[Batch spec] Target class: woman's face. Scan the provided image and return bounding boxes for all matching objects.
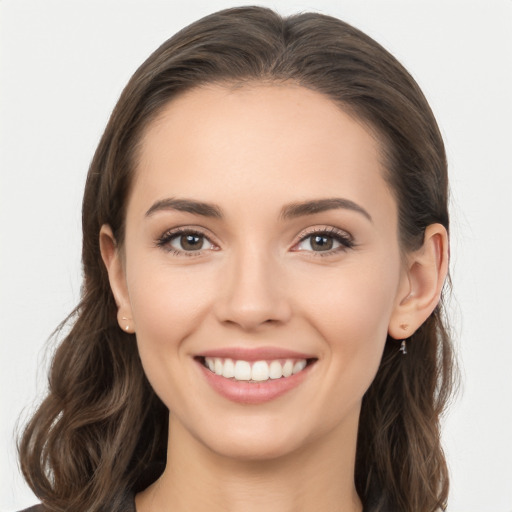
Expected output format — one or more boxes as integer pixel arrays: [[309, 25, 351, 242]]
[[106, 84, 410, 460]]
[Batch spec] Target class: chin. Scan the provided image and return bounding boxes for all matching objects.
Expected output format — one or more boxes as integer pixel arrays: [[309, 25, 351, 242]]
[[210, 435, 305, 462], [187, 415, 312, 462]]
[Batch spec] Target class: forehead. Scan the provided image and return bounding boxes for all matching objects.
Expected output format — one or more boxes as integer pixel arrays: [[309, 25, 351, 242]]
[[141, 82, 383, 164], [131, 83, 395, 221]]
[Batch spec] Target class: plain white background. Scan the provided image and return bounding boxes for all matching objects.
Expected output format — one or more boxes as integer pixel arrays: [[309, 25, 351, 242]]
[[1, 1, 511, 511]]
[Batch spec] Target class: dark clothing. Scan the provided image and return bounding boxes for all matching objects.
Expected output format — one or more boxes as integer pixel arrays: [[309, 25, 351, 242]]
[[19, 492, 386, 512], [19, 466, 387, 512]]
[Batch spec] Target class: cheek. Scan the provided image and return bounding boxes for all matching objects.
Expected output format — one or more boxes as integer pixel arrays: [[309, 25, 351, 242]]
[[124, 260, 216, 391], [123, 261, 223, 422], [298, 260, 399, 391], [128, 260, 212, 336], [302, 259, 398, 335]]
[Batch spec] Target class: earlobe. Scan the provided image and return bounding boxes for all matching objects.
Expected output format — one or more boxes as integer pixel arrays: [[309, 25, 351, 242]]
[[99, 225, 135, 333], [388, 223, 449, 340]]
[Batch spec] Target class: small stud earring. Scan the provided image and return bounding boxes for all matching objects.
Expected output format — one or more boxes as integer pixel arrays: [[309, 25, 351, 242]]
[[121, 316, 130, 331]]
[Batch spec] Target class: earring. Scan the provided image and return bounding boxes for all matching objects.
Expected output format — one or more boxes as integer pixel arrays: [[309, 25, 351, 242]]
[[121, 316, 130, 332], [398, 323, 408, 355]]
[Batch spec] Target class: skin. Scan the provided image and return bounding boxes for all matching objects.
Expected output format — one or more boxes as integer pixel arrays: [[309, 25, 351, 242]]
[[100, 83, 448, 512]]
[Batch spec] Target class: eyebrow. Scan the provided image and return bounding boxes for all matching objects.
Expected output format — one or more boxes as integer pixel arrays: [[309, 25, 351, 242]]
[[280, 198, 373, 222], [145, 196, 372, 222], [145, 198, 223, 218]]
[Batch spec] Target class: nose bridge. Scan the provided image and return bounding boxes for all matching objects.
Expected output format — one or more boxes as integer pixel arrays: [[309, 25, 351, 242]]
[[215, 239, 291, 330]]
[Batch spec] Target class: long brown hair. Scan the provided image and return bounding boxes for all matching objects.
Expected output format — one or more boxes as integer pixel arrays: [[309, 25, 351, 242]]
[[19, 7, 457, 512]]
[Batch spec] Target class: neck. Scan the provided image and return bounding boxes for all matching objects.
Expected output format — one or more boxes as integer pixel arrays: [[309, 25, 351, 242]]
[[136, 413, 363, 512]]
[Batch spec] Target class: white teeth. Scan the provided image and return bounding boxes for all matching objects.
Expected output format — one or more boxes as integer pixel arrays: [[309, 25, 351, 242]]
[[292, 360, 307, 374], [214, 358, 223, 376], [283, 360, 293, 377], [222, 358, 235, 378], [234, 360, 252, 381], [251, 361, 269, 381], [203, 357, 309, 381], [269, 360, 283, 379]]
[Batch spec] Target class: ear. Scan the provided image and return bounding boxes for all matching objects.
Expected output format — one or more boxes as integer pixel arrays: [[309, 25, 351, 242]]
[[99, 224, 135, 333], [388, 223, 449, 340]]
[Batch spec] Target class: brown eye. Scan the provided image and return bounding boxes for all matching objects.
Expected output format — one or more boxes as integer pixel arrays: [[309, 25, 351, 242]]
[[167, 231, 214, 252], [294, 229, 354, 254], [310, 235, 334, 251], [179, 234, 203, 250]]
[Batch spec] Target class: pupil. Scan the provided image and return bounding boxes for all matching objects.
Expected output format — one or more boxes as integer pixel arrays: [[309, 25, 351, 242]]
[[312, 235, 333, 251], [181, 234, 202, 250]]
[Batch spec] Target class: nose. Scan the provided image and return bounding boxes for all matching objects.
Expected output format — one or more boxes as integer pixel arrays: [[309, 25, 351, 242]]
[[214, 244, 292, 331]]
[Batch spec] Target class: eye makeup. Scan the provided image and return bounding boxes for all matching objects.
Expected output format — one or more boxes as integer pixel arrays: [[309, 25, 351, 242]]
[[155, 224, 355, 258], [291, 226, 355, 257], [155, 226, 218, 257]]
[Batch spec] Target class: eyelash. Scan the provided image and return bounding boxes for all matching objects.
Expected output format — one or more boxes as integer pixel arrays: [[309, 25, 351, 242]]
[[294, 227, 355, 257], [156, 227, 217, 257], [156, 226, 355, 257]]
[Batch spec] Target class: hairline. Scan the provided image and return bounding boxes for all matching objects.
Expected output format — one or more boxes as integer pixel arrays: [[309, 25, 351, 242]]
[[119, 78, 400, 245]]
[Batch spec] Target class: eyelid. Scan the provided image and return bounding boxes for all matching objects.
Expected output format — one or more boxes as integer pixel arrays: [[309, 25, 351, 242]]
[[155, 224, 354, 257], [156, 226, 219, 255], [291, 226, 355, 255]]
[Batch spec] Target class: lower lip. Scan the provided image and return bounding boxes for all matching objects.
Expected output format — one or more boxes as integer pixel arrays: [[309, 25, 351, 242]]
[[197, 360, 314, 405]]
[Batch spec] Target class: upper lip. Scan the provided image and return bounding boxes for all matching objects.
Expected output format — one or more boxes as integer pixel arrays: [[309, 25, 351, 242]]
[[197, 346, 316, 361]]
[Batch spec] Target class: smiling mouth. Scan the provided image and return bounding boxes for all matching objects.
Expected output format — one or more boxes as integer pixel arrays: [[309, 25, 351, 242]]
[[196, 356, 317, 382]]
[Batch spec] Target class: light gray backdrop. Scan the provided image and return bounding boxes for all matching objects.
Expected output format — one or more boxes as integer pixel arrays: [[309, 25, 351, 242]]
[[1, 1, 511, 511]]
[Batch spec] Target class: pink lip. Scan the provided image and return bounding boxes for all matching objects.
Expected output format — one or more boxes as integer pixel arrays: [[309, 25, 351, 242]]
[[198, 346, 315, 361], [195, 356, 316, 405]]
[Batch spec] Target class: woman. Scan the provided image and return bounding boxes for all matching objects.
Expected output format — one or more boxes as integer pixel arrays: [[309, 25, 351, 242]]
[[18, 6, 456, 512]]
